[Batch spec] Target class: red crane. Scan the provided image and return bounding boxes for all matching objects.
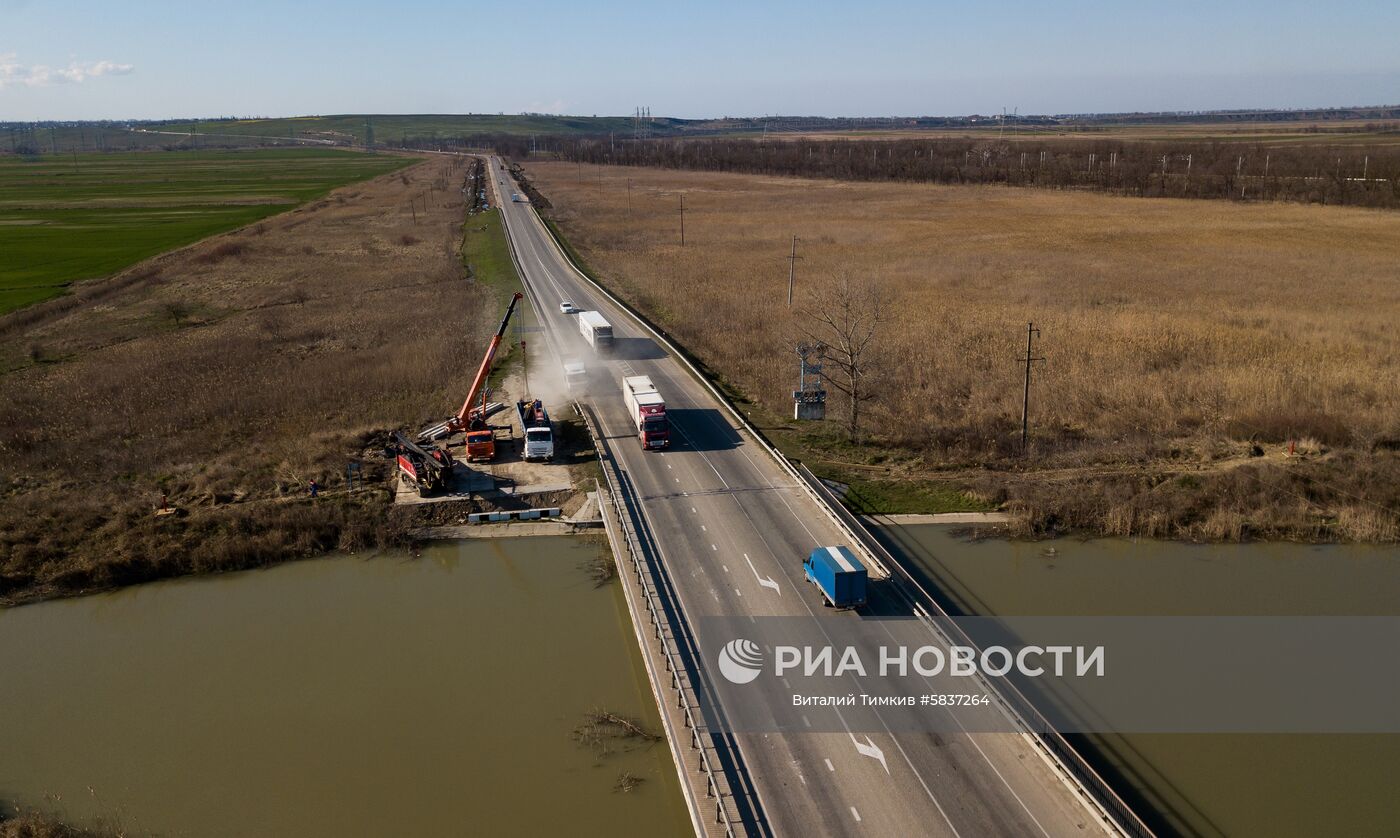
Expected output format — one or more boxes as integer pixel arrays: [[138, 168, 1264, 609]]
[[420, 291, 524, 462]]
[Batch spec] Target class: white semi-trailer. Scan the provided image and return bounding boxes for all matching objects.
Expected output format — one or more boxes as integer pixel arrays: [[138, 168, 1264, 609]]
[[578, 311, 614, 352]]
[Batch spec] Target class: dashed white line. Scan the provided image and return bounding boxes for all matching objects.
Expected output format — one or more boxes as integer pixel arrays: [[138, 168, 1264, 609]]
[[701, 525, 707, 532], [802, 715, 811, 728], [711, 544, 718, 551], [734, 588, 742, 597], [722, 565, 729, 573], [850, 807, 862, 823], [825, 758, 835, 772]]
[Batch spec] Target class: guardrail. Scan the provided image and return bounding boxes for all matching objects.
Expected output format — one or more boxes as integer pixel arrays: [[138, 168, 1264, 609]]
[[506, 159, 1147, 837], [489, 158, 751, 837], [526, 175, 1148, 833], [520, 200, 890, 579], [795, 462, 1155, 838], [582, 405, 744, 838]]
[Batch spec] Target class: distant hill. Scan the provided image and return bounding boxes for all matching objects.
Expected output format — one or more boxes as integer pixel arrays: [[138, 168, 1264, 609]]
[[5, 105, 1398, 155]]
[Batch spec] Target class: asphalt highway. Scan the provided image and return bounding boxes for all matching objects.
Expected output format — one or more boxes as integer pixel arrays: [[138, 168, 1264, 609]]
[[490, 158, 1113, 838]]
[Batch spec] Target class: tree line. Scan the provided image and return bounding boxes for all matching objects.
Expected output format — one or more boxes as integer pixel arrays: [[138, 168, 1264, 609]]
[[547, 136, 1400, 209]]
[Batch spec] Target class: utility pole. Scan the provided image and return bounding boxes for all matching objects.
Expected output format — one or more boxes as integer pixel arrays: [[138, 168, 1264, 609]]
[[786, 235, 802, 306], [1019, 322, 1044, 455], [678, 194, 686, 246], [626, 177, 632, 216]]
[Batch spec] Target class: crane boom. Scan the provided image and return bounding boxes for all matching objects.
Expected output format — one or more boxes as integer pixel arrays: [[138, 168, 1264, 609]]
[[452, 292, 524, 428]]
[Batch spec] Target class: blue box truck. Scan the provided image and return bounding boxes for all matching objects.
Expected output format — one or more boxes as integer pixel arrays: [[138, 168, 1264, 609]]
[[804, 546, 868, 610]]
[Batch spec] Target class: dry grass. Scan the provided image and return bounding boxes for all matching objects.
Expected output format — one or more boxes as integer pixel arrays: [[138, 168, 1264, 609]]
[[0, 155, 497, 604], [0, 810, 105, 838], [524, 161, 1400, 540]]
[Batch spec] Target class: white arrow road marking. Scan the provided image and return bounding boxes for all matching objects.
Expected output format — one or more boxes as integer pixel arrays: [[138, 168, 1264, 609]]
[[850, 733, 890, 774], [743, 553, 781, 595]]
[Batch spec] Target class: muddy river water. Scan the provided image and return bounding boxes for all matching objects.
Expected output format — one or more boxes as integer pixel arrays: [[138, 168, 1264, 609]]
[[0, 537, 690, 836], [878, 523, 1400, 838], [5, 523, 1397, 836]]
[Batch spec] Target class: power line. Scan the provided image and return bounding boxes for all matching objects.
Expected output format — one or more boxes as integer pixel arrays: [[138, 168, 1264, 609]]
[[786, 235, 802, 306], [1019, 321, 1045, 455]]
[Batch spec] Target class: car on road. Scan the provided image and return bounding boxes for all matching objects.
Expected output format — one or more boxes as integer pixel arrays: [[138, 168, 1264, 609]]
[[563, 360, 587, 390], [559, 301, 580, 314]]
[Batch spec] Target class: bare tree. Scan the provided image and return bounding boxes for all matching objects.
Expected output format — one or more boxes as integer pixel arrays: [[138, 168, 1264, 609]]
[[800, 273, 884, 442]]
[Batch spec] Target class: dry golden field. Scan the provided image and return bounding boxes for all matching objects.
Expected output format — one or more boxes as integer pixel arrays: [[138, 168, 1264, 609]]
[[762, 119, 1400, 146], [0, 155, 500, 604], [524, 160, 1400, 540]]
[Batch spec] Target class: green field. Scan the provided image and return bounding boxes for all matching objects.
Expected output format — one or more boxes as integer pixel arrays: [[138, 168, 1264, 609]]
[[0, 148, 413, 313], [196, 114, 650, 144]]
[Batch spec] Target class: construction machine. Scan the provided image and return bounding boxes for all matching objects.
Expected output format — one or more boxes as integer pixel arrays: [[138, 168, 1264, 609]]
[[419, 292, 524, 463], [393, 432, 456, 497]]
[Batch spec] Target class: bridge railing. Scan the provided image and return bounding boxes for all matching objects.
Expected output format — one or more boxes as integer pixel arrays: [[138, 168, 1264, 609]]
[[582, 404, 746, 838], [515, 162, 1148, 837], [794, 462, 1155, 838], [521, 196, 891, 581]]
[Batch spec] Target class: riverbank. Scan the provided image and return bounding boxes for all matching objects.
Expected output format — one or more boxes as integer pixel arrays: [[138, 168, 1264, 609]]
[[0, 538, 691, 836], [877, 522, 1400, 836], [0, 810, 103, 838], [515, 159, 1400, 543], [0, 156, 535, 607]]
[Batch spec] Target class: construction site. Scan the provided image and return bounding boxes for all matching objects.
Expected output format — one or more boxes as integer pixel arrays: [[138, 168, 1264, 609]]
[[388, 290, 603, 532]]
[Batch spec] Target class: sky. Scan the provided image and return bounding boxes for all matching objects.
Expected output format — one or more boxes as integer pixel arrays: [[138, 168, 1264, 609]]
[[2, 0, 1398, 121]]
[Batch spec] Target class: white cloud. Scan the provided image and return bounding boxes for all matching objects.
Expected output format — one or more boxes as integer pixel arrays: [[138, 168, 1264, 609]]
[[0, 52, 134, 89]]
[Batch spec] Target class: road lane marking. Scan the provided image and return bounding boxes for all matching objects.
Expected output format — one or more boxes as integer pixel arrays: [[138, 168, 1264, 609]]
[[743, 553, 782, 596], [825, 758, 835, 772], [850, 733, 890, 775], [802, 715, 810, 728], [734, 588, 742, 597], [722, 565, 729, 573], [700, 525, 707, 531], [870, 618, 1051, 837], [503, 166, 977, 837], [851, 807, 862, 823], [711, 544, 717, 551], [691, 507, 697, 513]]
